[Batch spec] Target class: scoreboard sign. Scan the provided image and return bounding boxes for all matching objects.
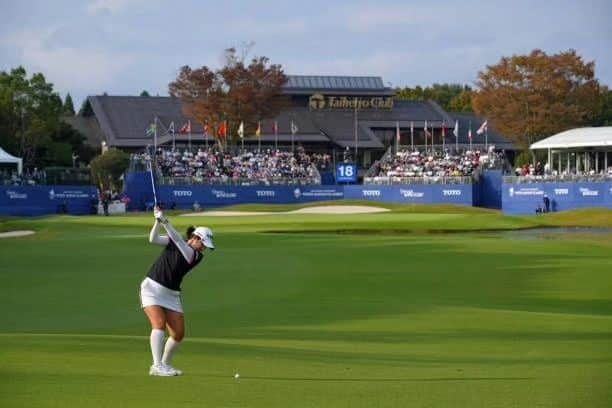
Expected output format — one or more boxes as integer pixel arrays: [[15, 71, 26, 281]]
[[336, 163, 357, 183]]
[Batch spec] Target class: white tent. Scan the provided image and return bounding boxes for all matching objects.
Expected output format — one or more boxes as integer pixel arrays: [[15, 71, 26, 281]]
[[0, 146, 23, 175], [530, 127, 612, 174], [530, 127, 612, 149]]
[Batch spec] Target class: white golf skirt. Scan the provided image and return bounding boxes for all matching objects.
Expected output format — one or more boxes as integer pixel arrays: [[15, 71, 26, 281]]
[[139, 277, 183, 313]]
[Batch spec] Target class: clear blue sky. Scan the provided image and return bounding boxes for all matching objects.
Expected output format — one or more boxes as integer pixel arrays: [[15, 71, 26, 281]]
[[2, 0, 610, 107]]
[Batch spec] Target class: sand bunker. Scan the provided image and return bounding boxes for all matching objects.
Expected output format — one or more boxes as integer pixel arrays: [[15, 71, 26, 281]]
[[0, 230, 35, 239], [183, 205, 390, 217]]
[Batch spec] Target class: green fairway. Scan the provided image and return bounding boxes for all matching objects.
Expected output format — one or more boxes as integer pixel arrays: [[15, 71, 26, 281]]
[[1, 206, 611, 407]]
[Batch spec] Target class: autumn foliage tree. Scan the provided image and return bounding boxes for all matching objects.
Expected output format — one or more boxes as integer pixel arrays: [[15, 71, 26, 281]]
[[472, 49, 601, 148], [168, 47, 288, 141]]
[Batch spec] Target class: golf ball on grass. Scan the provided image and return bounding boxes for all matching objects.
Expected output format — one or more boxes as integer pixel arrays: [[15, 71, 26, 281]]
[[234, 373, 240, 379]]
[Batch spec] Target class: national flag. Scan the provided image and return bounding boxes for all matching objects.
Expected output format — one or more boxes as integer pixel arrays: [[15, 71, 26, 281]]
[[424, 120, 431, 139], [396, 121, 400, 143], [168, 121, 175, 134], [441, 122, 446, 139], [468, 126, 472, 140], [255, 121, 261, 137], [217, 121, 227, 138], [476, 120, 488, 135], [203, 121, 209, 136], [237, 121, 244, 139], [290, 120, 298, 135], [272, 121, 278, 135], [145, 122, 156, 136], [453, 120, 459, 139], [179, 121, 191, 134]]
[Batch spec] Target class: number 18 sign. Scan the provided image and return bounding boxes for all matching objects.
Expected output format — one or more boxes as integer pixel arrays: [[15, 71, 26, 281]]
[[336, 163, 357, 183]]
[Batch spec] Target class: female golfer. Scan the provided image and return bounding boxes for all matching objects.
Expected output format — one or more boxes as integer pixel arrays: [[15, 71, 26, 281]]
[[140, 206, 215, 376]]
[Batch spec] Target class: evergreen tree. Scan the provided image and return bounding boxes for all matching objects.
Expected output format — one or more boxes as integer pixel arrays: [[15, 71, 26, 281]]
[[63, 93, 75, 115]]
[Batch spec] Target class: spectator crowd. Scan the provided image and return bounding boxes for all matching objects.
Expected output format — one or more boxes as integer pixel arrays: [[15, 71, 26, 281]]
[[0, 168, 46, 186], [131, 147, 331, 186], [366, 148, 506, 184]]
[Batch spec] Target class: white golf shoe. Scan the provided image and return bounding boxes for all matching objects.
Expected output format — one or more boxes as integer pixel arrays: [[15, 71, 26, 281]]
[[163, 365, 183, 376], [149, 364, 178, 377]]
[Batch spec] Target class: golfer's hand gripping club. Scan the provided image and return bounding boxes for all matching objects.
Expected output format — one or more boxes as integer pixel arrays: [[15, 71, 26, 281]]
[[154, 206, 168, 224]]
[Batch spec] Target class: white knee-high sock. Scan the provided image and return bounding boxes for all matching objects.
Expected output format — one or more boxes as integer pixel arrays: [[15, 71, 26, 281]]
[[150, 329, 165, 366], [161, 337, 181, 366]]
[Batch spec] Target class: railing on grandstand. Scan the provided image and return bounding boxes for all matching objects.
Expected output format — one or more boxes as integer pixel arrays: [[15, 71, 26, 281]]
[[504, 174, 612, 184], [364, 146, 394, 179], [363, 176, 473, 185], [160, 175, 321, 186]]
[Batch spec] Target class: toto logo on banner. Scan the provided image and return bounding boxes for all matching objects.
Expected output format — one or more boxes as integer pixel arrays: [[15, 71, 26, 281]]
[[256, 190, 276, 197], [554, 188, 569, 195], [442, 189, 462, 196], [293, 188, 301, 199], [212, 189, 237, 199], [400, 189, 424, 198], [173, 190, 193, 197], [579, 187, 599, 197], [362, 190, 381, 197], [6, 190, 27, 199]]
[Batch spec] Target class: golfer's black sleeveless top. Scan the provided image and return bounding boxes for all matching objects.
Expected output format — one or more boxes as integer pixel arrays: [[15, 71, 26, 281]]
[[147, 240, 203, 291]]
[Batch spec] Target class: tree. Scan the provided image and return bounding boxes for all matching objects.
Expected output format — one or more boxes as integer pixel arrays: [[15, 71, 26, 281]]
[[63, 93, 75, 115], [79, 98, 94, 116], [90, 148, 129, 191], [448, 89, 474, 112], [394, 83, 472, 112], [472, 49, 601, 148], [592, 85, 612, 126], [0, 66, 81, 167], [140, 90, 151, 97], [168, 47, 288, 141]]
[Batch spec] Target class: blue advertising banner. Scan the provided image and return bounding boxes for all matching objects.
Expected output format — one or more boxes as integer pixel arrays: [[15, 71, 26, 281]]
[[0, 186, 99, 216], [158, 185, 345, 209], [502, 182, 612, 214], [343, 184, 473, 205]]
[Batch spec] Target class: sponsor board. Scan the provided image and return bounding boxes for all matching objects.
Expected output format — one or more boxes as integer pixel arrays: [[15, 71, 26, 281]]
[[442, 189, 462, 196], [5, 190, 27, 199], [211, 189, 237, 199], [362, 189, 381, 197], [399, 189, 425, 198]]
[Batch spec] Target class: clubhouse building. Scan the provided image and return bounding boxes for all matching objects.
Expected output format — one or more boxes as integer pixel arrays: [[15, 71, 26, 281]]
[[76, 75, 513, 170]]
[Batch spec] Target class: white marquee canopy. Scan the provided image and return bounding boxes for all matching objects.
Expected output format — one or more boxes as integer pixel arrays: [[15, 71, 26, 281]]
[[0, 146, 23, 175], [530, 127, 612, 150]]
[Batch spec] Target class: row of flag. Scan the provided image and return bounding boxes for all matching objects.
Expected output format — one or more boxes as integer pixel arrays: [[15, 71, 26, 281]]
[[394, 120, 488, 141], [149, 118, 488, 140], [146, 119, 299, 139]]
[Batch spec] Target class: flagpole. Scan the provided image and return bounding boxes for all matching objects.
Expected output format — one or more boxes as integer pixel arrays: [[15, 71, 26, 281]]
[[291, 120, 295, 154], [274, 121, 278, 151], [485, 127, 488, 151], [424, 120, 427, 153], [154, 116, 157, 151], [204, 122, 208, 149], [455, 121, 458, 152], [395, 121, 399, 153], [188, 120, 192, 152], [354, 105, 358, 164], [442, 122, 445, 153], [410, 121, 414, 152], [469, 120, 473, 151]]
